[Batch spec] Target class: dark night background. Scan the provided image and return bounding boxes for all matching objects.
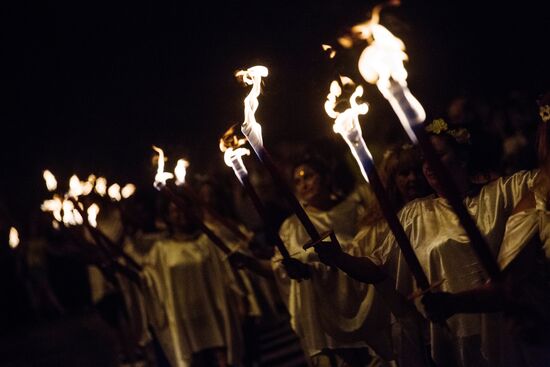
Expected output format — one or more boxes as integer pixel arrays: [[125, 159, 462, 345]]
[[2, 0, 549, 228]]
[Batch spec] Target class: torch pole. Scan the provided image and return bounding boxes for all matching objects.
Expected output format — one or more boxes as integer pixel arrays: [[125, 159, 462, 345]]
[[228, 156, 291, 259], [386, 81, 502, 282]]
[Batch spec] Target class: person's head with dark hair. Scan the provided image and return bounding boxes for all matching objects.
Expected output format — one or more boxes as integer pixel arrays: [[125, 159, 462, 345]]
[[422, 118, 473, 198], [291, 155, 336, 211]]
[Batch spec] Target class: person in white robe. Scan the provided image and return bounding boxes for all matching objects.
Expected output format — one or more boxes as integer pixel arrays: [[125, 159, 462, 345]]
[[314, 119, 536, 367], [273, 156, 395, 367]]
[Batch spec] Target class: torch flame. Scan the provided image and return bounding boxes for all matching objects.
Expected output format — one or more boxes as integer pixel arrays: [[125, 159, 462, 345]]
[[352, 4, 425, 141], [9, 227, 19, 249], [61, 199, 83, 226], [326, 80, 369, 136], [220, 125, 247, 152], [43, 170, 57, 191], [121, 183, 136, 199], [68, 174, 83, 198], [152, 146, 174, 189], [321, 44, 336, 59], [87, 203, 100, 228], [174, 159, 189, 186], [236, 65, 268, 147], [108, 183, 121, 201], [41, 195, 63, 222], [95, 177, 107, 196], [325, 79, 371, 182]]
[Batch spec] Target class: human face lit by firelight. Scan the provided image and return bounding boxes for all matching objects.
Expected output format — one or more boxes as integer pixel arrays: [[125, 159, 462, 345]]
[[293, 164, 326, 208]]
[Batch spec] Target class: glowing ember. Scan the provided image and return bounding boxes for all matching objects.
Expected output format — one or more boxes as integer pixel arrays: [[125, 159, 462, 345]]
[[9, 227, 19, 249], [108, 183, 122, 201], [235, 65, 268, 148], [43, 170, 58, 192], [95, 177, 107, 196], [152, 146, 174, 189], [174, 159, 189, 186], [121, 183, 136, 199], [87, 203, 100, 228]]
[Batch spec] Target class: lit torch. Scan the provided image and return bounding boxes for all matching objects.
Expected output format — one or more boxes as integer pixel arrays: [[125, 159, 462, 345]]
[[43, 170, 58, 192], [151, 146, 234, 255], [353, 7, 501, 281], [87, 203, 100, 228], [220, 126, 291, 259], [324, 77, 430, 290], [121, 183, 136, 199], [9, 227, 20, 249], [237, 65, 330, 247], [95, 177, 108, 196], [107, 183, 122, 202], [172, 152, 250, 243]]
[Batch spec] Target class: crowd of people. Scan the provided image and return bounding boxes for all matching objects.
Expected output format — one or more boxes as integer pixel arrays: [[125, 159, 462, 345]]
[[0, 89, 548, 367]]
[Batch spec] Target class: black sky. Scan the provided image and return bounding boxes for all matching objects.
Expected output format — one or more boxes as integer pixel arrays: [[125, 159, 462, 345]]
[[2, 0, 549, 224]]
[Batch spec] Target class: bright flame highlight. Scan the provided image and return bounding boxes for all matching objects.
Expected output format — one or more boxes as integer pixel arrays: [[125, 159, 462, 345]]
[[353, 10, 425, 142], [174, 159, 189, 186], [95, 177, 107, 196], [61, 200, 83, 226], [108, 183, 121, 201], [68, 174, 83, 198], [236, 65, 268, 149], [41, 195, 63, 222], [152, 146, 174, 189], [121, 184, 136, 199], [43, 170, 57, 192], [325, 79, 372, 182], [87, 203, 100, 228], [9, 227, 19, 249]]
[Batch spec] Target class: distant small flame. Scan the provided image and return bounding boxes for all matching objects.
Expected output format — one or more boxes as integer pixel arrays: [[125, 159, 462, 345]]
[[9, 227, 19, 249], [95, 177, 107, 196], [174, 159, 189, 186], [43, 170, 57, 191], [41, 195, 63, 222], [87, 203, 100, 228], [68, 174, 83, 198], [52, 220, 60, 230], [152, 146, 174, 189], [61, 200, 83, 226], [321, 44, 336, 59], [108, 183, 121, 201], [236, 65, 268, 147], [121, 184, 136, 199]]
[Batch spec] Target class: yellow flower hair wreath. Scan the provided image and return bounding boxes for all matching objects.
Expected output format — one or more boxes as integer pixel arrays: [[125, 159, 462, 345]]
[[425, 118, 471, 144]]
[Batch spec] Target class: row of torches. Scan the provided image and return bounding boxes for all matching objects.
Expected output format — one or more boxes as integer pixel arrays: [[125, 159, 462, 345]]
[[12, 4, 501, 293]]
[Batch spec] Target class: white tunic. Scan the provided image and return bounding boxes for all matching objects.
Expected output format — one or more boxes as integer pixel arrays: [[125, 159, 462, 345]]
[[363, 170, 534, 367], [272, 192, 393, 360], [140, 233, 243, 367]]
